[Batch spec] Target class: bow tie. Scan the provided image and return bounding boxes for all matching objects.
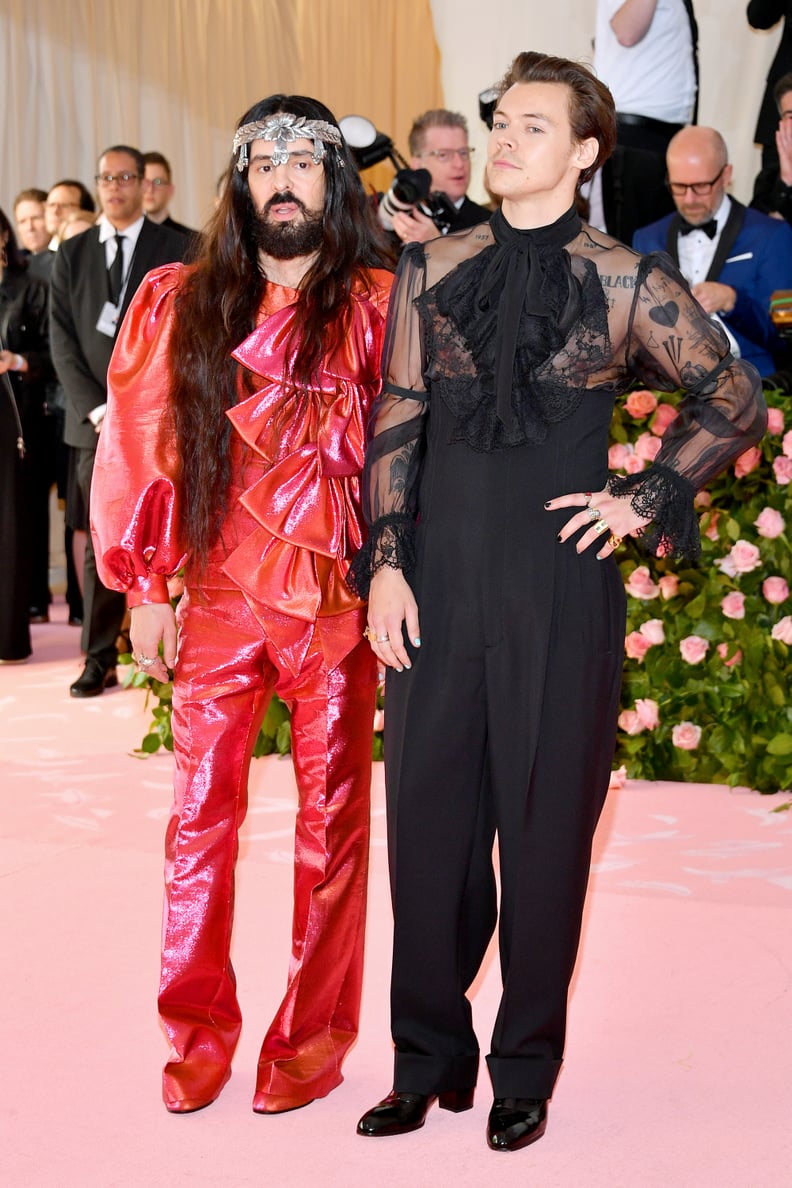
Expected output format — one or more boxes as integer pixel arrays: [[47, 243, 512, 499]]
[[679, 217, 718, 239]]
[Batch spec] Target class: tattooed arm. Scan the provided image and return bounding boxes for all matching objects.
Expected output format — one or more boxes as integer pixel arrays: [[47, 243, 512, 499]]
[[610, 253, 766, 557]]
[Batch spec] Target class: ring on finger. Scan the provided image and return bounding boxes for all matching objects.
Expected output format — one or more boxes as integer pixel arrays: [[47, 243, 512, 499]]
[[593, 518, 610, 536], [608, 534, 623, 549], [376, 635, 389, 642], [585, 506, 601, 521], [136, 654, 156, 668]]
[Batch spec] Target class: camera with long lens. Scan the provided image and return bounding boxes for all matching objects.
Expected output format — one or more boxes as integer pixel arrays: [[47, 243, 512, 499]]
[[378, 168, 456, 234], [339, 114, 458, 235]]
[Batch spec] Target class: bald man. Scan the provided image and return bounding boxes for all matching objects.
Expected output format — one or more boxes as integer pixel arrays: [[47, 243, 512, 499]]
[[633, 125, 792, 376]]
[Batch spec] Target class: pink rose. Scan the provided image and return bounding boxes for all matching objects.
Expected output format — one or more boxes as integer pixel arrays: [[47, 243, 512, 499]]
[[771, 615, 792, 644], [624, 389, 658, 418], [625, 566, 660, 600], [773, 455, 792, 485], [624, 452, 647, 474], [716, 642, 742, 667], [734, 446, 762, 478], [624, 631, 653, 661], [783, 430, 792, 459], [373, 709, 385, 733], [694, 490, 712, 509], [634, 431, 662, 462], [608, 765, 628, 791], [608, 442, 634, 470], [672, 721, 702, 750], [679, 635, 710, 664], [767, 407, 785, 435], [618, 709, 644, 735], [650, 403, 678, 436], [639, 618, 665, 645], [720, 591, 746, 620], [635, 697, 660, 730], [716, 540, 762, 577], [763, 576, 789, 605], [702, 510, 721, 542], [754, 507, 785, 538], [658, 574, 680, 599]]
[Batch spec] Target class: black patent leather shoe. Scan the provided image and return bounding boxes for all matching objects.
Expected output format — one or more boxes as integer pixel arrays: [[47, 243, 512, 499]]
[[487, 1097, 548, 1152], [70, 658, 119, 698], [357, 1087, 474, 1137]]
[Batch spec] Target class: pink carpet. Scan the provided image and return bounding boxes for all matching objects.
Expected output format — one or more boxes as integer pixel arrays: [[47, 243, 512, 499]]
[[2, 600, 791, 1187]]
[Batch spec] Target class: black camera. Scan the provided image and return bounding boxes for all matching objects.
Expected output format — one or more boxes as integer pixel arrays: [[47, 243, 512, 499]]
[[378, 168, 456, 235]]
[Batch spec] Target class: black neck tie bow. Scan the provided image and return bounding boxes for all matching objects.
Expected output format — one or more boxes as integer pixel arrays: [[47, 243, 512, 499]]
[[678, 217, 717, 239]]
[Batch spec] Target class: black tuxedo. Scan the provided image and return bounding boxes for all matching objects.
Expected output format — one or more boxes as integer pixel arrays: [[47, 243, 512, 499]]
[[50, 218, 186, 669], [50, 218, 186, 450], [447, 196, 491, 233]]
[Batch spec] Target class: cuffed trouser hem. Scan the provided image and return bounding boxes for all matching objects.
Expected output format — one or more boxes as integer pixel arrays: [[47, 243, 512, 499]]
[[486, 1054, 562, 1099], [394, 1051, 480, 1095]]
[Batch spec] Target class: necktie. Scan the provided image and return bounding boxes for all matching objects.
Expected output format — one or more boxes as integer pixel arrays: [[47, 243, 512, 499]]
[[107, 234, 125, 303], [679, 218, 717, 239]]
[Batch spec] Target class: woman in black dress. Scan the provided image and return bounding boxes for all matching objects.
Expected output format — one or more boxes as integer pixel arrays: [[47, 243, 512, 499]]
[[351, 53, 766, 1152], [0, 208, 52, 661]]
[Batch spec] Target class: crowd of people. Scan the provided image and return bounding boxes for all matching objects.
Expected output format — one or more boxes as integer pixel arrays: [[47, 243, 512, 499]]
[[0, 0, 786, 1159]]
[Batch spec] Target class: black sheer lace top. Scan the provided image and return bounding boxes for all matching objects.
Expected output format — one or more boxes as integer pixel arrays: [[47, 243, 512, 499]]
[[348, 210, 766, 595]]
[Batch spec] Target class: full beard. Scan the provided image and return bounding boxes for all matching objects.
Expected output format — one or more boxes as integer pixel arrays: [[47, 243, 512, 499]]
[[253, 191, 325, 259]]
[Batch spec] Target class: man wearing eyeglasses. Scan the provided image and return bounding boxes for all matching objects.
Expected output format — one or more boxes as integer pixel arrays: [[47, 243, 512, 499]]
[[390, 109, 490, 245], [633, 124, 792, 376], [50, 144, 186, 697], [142, 151, 197, 241]]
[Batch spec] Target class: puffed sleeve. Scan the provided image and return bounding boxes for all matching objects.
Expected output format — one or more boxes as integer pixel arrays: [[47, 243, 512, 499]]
[[611, 253, 767, 557], [90, 263, 187, 605], [347, 244, 429, 596]]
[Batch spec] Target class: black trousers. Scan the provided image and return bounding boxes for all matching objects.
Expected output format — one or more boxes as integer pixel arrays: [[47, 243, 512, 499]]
[[76, 446, 127, 666], [383, 551, 625, 1100], [602, 117, 681, 246]]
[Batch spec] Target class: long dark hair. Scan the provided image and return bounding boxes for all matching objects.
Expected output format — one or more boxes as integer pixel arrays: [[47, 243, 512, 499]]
[[167, 94, 393, 569], [0, 207, 28, 273]]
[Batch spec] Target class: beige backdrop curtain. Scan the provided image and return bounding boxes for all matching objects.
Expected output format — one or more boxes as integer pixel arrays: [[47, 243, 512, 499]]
[[1, 0, 443, 229]]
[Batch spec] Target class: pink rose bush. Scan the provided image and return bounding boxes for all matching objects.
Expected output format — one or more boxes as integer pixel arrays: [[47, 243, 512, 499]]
[[608, 387, 792, 793]]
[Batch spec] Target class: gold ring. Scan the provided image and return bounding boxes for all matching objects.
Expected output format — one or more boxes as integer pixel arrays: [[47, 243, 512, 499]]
[[608, 534, 623, 549], [363, 626, 376, 642], [593, 518, 610, 535]]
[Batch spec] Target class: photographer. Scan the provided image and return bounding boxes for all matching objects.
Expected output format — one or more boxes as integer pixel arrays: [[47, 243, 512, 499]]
[[388, 109, 490, 245]]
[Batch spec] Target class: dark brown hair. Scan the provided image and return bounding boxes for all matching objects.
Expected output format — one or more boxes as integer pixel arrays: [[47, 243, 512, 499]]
[[166, 93, 393, 569], [499, 51, 617, 185]]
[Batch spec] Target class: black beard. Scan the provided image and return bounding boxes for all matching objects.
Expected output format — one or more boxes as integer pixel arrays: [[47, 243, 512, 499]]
[[253, 192, 325, 259]]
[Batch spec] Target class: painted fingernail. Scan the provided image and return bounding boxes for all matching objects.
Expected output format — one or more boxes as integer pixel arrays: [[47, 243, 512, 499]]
[[413, 637, 421, 646], [544, 501, 551, 508]]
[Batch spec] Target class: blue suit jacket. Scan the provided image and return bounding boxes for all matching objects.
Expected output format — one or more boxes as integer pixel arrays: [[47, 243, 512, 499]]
[[633, 200, 792, 375]]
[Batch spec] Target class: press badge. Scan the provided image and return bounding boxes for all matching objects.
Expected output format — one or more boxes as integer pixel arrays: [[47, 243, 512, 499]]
[[96, 301, 120, 337]]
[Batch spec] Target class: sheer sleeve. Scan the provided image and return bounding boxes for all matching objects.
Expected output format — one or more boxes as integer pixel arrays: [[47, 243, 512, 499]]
[[609, 254, 767, 557], [347, 244, 429, 596], [91, 264, 187, 606]]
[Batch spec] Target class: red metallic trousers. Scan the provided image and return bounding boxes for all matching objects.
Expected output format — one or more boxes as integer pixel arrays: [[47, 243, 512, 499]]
[[158, 587, 376, 1112]]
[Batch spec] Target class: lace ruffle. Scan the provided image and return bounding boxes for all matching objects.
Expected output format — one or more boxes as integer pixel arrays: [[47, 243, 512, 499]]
[[346, 512, 416, 599], [608, 462, 699, 559], [421, 254, 609, 451]]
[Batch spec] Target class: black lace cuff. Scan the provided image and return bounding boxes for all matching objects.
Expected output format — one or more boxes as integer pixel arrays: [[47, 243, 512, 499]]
[[608, 462, 699, 559], [347, 513, 417, 599]]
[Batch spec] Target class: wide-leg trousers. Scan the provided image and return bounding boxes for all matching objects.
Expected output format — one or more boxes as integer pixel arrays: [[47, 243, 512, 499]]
[[384, 550, 626, 1101], [158, 587, 376, 1111]]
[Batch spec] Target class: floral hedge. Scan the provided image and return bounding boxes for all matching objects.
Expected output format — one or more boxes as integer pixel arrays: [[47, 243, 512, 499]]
[[125, 387, 792, 795]]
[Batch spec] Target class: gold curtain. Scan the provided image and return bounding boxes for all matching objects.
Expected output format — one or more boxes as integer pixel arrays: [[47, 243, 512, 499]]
[[1, 0, 443, 228]]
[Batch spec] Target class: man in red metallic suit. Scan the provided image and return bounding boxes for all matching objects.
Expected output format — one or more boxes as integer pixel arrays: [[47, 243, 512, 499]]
[[91, 95, 393, 1115]]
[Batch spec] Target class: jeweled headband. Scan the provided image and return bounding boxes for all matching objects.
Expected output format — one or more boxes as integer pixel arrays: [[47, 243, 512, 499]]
[[233, 113, 343, 172]]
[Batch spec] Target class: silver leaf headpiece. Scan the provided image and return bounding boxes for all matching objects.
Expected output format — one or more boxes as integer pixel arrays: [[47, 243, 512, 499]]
[[233, 113, 343, 172]]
